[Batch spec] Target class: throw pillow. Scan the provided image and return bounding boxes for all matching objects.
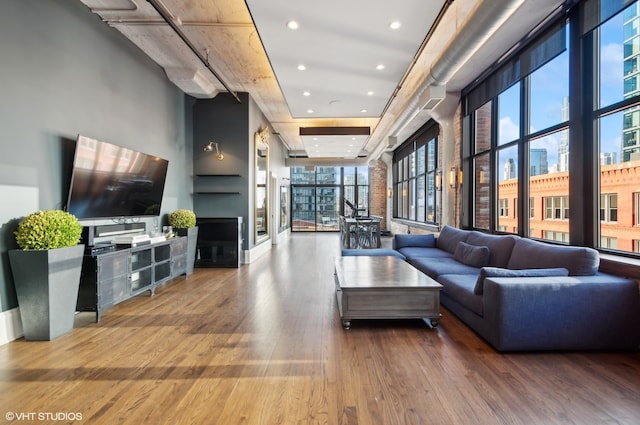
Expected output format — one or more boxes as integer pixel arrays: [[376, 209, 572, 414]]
[[453, 241, 490, 268], [474, 267, 570, 295]]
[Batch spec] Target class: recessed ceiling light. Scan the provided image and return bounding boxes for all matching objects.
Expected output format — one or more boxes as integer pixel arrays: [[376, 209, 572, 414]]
[[287, 21, 299, 30], [367, 91, 374, 96], [303, 91, 311, 96], [376, 64, 385, 70], [361, 109, 368, 113], [389, 21, 401, 30], [307, 109, 314, 114], [297, 64, 306, 71]]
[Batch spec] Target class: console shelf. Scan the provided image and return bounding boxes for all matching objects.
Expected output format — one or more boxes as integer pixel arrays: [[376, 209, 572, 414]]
[[77, 236, 188, 322]]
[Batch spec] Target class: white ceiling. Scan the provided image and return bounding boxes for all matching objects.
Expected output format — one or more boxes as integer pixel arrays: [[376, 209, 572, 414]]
[[78, 0, 568, 161], [245, 0, 447, 120]]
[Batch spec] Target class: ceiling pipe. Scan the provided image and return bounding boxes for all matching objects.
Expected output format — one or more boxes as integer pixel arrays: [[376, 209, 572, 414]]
[[146, 0, 241, 103], [377, 0, 526, 157]]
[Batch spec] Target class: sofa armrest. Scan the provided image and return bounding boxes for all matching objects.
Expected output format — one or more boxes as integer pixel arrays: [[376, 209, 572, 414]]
[[482, 276, 640, 351]]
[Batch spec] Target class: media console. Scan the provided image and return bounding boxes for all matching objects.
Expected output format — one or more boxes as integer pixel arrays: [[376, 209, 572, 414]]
[[76, 236, 188, 322]]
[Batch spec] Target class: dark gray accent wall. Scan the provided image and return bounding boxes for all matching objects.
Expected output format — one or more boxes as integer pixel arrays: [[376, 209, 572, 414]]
[[193, 93, 289, 250], [193, 93, 251, 245], [0, 0, 193, 311]]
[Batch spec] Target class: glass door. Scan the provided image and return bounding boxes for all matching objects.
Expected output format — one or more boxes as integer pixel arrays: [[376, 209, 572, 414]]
[[316, 187, 340, 231], [292, 187, 315, 231]]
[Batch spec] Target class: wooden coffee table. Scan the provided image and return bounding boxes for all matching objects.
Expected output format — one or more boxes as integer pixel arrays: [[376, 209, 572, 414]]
[[334, 256, 442, 329]]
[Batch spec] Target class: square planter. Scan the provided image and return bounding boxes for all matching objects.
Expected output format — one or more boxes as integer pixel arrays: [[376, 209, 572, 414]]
[[175, 227, 198, 275], [9, 244, 85, 341]]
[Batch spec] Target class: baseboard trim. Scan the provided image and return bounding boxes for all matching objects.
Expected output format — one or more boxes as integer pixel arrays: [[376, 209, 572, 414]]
[[0, 308, 23, 345], [244, 239, 272, 263], [273, 228, 291, 245]]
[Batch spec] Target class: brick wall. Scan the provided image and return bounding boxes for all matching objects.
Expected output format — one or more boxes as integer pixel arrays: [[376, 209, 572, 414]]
[[452, 104, 463, 227], [369, 159, 388, 230]]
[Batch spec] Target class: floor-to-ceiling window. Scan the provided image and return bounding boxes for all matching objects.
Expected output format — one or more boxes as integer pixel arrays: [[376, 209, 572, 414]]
[[392, 120, 440, 225], [290, 166, 368, 232], [463, 0, 640, 256]]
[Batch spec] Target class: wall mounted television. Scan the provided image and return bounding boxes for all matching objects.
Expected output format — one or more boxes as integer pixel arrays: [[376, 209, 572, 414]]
[[66, 135, 169, 219]]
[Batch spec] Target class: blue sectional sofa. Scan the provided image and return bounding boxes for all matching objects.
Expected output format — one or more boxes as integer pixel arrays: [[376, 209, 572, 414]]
[[391, 226, 640, 351]]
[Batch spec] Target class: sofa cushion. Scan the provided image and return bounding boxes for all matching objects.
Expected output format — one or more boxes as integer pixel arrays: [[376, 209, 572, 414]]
[[465, 231, 519, 268], [474, 266, 569, 295], [453, 241, 490, 268], [396, 247, 453, 261], [436, 225, 470, 253], [341, 248, 406, 260], [392, 233, 435, 249], [507, 238, 599, 276], [409, 257, 480, 279], [438, 274, 483, 316]]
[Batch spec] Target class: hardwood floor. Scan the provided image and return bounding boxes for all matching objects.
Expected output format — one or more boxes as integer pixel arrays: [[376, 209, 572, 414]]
[[1, 233, 639, 424]]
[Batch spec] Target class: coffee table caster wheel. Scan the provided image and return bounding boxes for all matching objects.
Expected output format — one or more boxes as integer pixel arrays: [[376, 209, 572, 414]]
[[342, 320, 351, 330], [423, 317, 439, 328]]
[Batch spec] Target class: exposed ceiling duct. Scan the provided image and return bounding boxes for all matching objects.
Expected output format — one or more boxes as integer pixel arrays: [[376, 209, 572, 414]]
[[146, 0, 240, 102], [164, 68, 219, 98], [381, 0, 526, 153]]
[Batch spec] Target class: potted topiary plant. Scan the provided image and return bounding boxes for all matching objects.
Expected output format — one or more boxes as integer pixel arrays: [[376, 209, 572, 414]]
[[168, 209, 198, 275], [8, 210, 84, 341]]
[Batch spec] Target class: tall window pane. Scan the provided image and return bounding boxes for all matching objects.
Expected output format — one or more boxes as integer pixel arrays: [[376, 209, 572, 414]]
[[529, 130, 569, 240], [600, 6, 633, 108], [597, 2, 640, 253], [529, 41, 569, 133], [498, 83, 521, 146], [600, 110, 633, 251], [417, 175, 426, 222], [497, 145, 518, 233], [292, 187, 315, 231]]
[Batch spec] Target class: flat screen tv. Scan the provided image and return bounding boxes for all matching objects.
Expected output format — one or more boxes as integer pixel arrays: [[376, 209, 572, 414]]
[[66, 135, 169, 219]]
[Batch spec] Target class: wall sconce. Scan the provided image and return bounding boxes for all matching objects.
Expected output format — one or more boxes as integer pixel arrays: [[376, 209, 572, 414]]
[[204, 141, 224, 160], [435, 170, 443, 191], [449, 166, 458, 189], [387, 187, 393, 198]]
